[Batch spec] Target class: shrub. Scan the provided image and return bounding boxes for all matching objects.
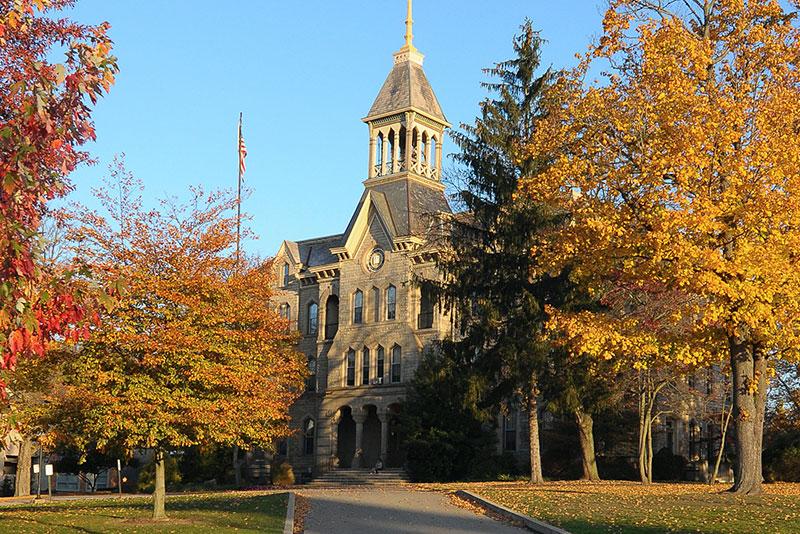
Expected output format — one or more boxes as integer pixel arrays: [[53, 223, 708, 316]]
[[597, 456, 638, 481], [466, 452, 519, 481], [399, 344, 498, 483], [405, 429, 459, 482], [764, 428, 800, 482], [272, 462, 294, 486], [652, 448, 687, 481], [178, 444, 234, 485], [137, 453, 182, 493]]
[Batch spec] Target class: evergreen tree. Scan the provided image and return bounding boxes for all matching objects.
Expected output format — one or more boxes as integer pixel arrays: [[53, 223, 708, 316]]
[[432, 21, 555, 484], [400, 344, 496, 482]]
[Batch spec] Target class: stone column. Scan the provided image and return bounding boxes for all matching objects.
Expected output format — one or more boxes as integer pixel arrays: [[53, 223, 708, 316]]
[[368, 133, 376, 178], [381, 131, 389, 176], [435, 136, 443, 172], [424, 133, 432, 176], [405, 113, 415, 172], [353, 411, 366, 468], [329, 410, 341, 469], [379, 413, 389, 463], [392, 130, 400, 173]]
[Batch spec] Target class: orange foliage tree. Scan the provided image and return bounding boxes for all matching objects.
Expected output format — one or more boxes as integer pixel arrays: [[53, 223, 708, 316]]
[[521, 0, 800, 495], [0, 0, 116, 387], [41, 162, 306, 518]]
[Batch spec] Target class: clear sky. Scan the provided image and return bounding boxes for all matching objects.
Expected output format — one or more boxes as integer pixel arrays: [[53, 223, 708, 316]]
[[64, 0, 606, 256]]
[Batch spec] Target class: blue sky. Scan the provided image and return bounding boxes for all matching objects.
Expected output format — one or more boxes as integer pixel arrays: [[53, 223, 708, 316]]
[[64, 1, 606, 256]]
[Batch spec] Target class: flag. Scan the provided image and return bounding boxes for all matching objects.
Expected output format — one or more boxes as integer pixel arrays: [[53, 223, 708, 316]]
[[238, 113, 247, 179]]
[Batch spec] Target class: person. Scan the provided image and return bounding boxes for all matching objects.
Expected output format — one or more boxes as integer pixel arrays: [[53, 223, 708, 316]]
[[371, 458, 384, 474]]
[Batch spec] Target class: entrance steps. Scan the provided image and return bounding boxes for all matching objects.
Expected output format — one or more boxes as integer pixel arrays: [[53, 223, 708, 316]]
[[306, 468, 410, 487]]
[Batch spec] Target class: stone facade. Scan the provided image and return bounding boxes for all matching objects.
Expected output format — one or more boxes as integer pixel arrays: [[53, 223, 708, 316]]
[[271, 15, 455, 477]]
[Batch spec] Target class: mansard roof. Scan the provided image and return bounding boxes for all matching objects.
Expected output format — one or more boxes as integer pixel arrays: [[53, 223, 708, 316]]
[[366, 58, 447, 124]]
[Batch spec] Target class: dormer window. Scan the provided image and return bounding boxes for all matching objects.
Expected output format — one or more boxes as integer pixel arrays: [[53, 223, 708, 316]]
[[282, 262, 290, 286]]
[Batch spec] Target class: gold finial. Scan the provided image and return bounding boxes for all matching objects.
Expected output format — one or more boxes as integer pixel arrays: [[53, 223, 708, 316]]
[[404, 0, 414, 50]]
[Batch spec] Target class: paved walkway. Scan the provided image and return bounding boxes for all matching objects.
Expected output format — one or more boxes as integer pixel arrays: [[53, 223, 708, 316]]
[[301, 487, 523, 534]]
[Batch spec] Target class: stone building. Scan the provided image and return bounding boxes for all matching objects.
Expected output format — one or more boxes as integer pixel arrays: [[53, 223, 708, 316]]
[[271, 2, 457, 477]]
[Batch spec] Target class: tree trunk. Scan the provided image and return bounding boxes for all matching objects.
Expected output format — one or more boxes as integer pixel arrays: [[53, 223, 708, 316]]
[[233, 446, 241, 487], [14, 437, 33, 497], [152, 450, 167, 520], [575, 408, 600, 481], [637, 373, 652, 484], [729, 339, 767, 495], [711, 399, 733, 485], [528, 374, 544, 484]]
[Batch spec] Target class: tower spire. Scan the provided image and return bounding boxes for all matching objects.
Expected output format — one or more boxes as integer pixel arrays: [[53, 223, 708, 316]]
[[404, 0, 414, 50]]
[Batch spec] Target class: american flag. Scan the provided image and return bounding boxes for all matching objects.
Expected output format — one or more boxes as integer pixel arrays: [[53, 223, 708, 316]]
[[238, 113, 247, 179]]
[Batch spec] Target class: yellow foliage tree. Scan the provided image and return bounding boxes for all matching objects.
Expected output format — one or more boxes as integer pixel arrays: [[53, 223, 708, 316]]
[[521, 0, 800, 495]]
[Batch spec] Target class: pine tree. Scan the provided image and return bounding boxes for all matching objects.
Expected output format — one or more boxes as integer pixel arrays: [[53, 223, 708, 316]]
[[433, 21, 555, 484]]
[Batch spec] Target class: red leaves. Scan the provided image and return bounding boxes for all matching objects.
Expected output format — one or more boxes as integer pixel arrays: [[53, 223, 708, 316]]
[[0, 0, 118, 391], [8, 329, 25, 354]]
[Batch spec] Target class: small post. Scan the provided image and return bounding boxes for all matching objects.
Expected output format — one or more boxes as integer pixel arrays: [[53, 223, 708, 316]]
[[45, 464, 53, 499], [36, 447, 43, 499], [117, 459, 123, 495]]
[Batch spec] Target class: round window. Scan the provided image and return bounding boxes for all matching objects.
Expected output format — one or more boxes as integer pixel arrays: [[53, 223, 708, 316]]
[[367, 248, 385, 271]]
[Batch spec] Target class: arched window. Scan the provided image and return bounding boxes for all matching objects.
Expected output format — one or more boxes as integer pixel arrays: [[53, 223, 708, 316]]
[[346, 349, 356, 386], [376, 132, 384, 166], [325, 295, 339, 339], [376, 345, 385, 383], [386, 285, 396, 320], [372, 287, 381, 322], [307, 302, 318, 335], [306, 357, 317, 392], [391, 345, 401, 383], [303, 418, 315, 455], [421, 132, 428, 163], [362, 347, 370, 385], [279, 303, 291, 321], [282, 262, 290, 287], [431, 136, 438, 169], [353, 289, 364, 324]]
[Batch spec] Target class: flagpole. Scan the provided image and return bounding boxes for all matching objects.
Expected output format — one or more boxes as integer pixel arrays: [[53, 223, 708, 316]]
[[236, 112, 242, 267]]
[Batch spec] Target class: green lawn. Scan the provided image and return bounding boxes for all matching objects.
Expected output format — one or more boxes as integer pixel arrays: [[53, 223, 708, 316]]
[[450, 481, 800, 534], [0, 491, 288, 533]]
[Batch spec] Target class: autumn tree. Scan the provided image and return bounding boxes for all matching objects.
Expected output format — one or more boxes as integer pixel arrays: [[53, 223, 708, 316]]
[[0, 0, 116, 388], [39, 161, 306, 519], [521, 0, 800, 495]]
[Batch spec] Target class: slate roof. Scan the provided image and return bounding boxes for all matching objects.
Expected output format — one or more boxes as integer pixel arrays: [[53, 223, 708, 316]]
[[288, 235, 342, 268], [367, 59, 447, 123]]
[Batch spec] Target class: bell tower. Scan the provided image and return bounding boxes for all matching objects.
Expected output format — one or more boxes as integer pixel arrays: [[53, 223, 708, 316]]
[[363, 0, 450, 185]]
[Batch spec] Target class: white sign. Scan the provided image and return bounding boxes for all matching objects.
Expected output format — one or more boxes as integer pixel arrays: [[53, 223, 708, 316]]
[[45, 464, 53, 476], [33, 464, 39, 474]]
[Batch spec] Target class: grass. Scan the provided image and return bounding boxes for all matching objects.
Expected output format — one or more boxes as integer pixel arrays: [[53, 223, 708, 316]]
[[435, 481, 800, 534], [0, 491, 288, 533]]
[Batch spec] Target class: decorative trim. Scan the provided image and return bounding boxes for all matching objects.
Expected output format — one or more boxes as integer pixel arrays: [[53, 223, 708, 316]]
[[363, 172, 446, 192]]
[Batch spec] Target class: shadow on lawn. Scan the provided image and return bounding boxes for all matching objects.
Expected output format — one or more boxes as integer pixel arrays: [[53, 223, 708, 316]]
[[561, 520, 687, 534], [0, 493, 288, 533]]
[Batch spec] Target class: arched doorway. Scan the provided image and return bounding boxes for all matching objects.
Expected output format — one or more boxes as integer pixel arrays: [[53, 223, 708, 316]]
[[336, 406, 355, 468], [362, 405, 381, 468], [386, 403, 404, 468]]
